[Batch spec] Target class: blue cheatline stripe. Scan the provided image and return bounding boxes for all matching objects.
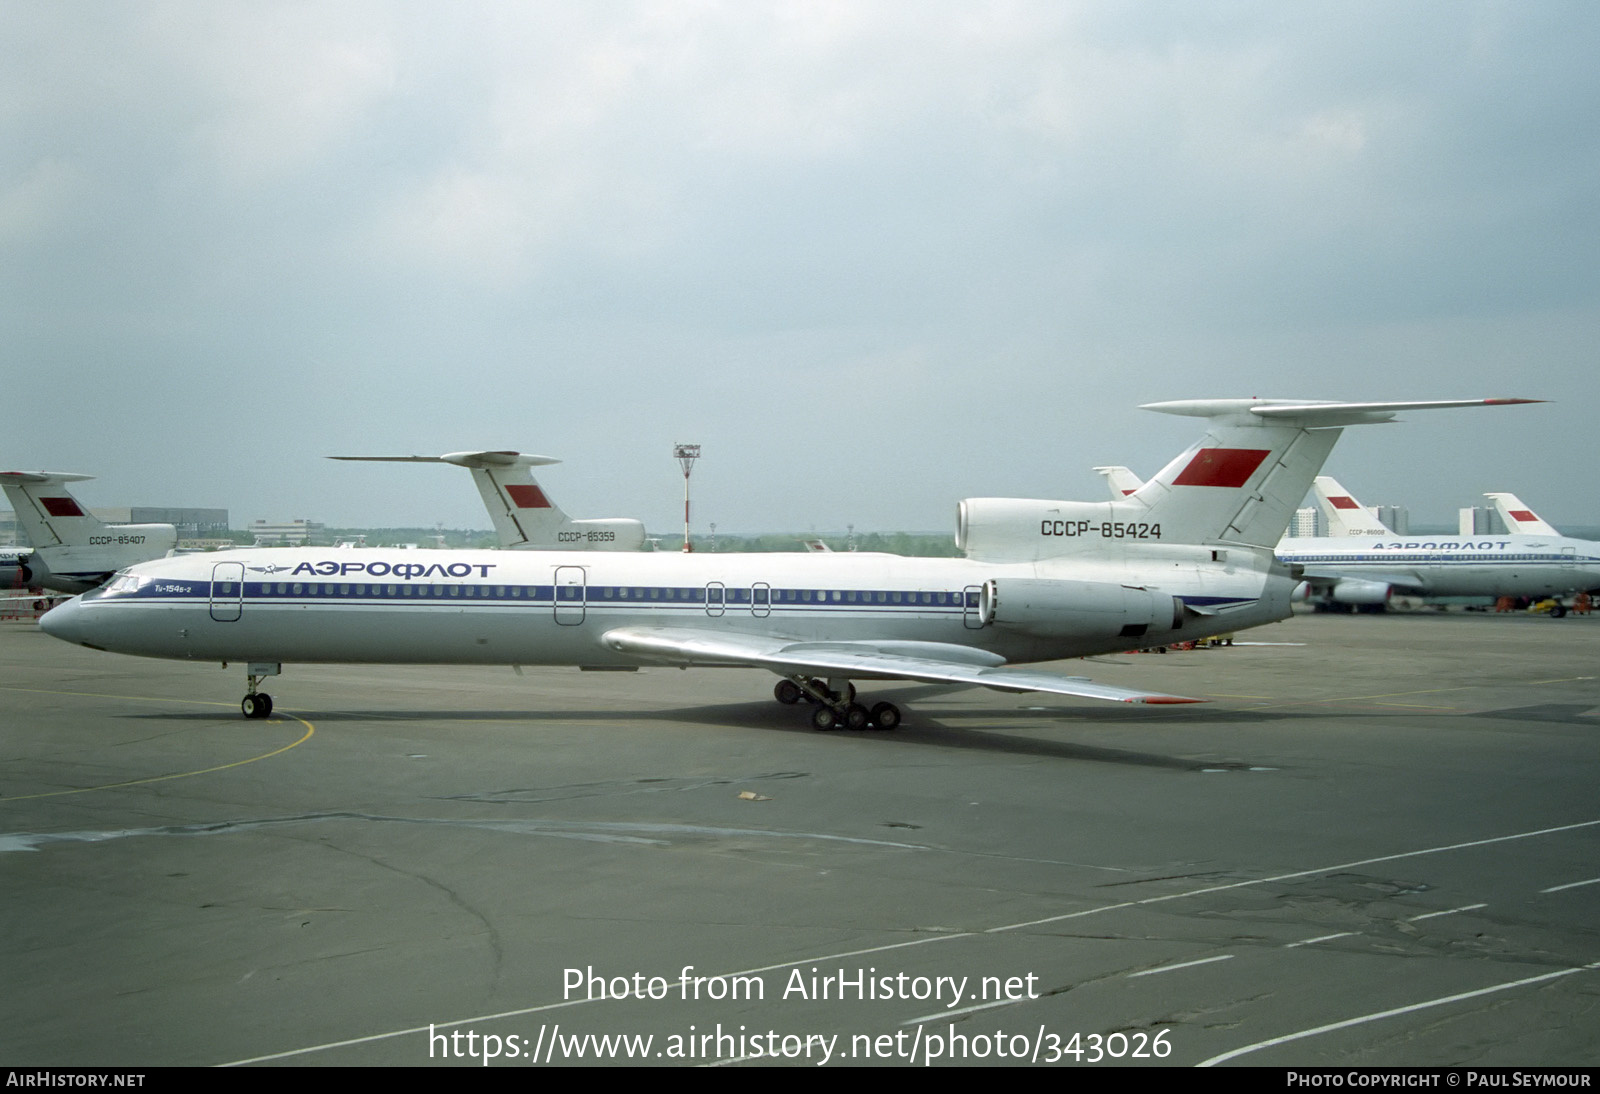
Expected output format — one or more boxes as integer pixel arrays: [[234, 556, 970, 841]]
[[109, 582, 989, 609], [103, 580, 1260, 614]]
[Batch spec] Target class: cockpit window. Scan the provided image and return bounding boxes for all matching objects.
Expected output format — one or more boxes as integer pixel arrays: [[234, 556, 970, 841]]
[[90, 570, 150, 599]]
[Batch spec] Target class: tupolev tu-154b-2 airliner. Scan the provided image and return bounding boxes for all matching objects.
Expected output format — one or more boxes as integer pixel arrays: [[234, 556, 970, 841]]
[[40, 398, 1536, 730]]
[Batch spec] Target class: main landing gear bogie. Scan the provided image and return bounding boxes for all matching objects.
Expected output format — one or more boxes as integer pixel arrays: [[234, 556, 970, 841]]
[[779, 676, 900, 732]]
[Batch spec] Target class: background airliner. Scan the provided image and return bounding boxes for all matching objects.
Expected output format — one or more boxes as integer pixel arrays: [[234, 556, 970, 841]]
[[329, 450, 646, 551], [1, 471, 178, 593], [1280, 480, 1600, 612], [1102, 465, 1600, 611], [41, 398, 1534, 727]]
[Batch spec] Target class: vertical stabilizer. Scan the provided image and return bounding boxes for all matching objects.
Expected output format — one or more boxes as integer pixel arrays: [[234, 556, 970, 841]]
[[1093, 466, 1144, 500], [957, 399, 1538, 562], [1, 471, 101, 548], [1485, 492, 1560, 536], [0, 471, 179, 590], [1312, 476, 1394, 536], [1127, 400, 1535, 548], [329, 451, 648, 551]]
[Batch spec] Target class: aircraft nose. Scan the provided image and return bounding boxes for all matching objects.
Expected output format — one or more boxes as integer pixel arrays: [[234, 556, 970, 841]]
[[38, 596, 88, 644]]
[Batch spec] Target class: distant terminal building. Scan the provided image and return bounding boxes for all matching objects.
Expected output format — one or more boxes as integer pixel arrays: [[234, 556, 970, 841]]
[[2, 506, 229, 545], [250, 519, 325, 546], [1289, 507, 1325, 538], [1457, 507, 1508, 536], [92, 507, 230, 539], [1374, 505, 1409, 535]]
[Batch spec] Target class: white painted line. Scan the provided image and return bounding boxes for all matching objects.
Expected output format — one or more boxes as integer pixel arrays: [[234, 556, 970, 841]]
[[903, 995, 1025, 1025], [1199, 960, 1600, 1067], [1129, 954, 1234, 978], [218, 931, 972, 1066], [991, 817, 1600, 935], [1406, 903, 1487, 922], [221, 815, 1600, 1066], [1542, 877, 1600, 894], [1284, 932, 1356, 948]]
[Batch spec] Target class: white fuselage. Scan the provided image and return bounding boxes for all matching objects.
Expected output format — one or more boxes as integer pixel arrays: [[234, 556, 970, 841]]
[[1277, 534, 1600, 599], [43, 544, 1289, 669]]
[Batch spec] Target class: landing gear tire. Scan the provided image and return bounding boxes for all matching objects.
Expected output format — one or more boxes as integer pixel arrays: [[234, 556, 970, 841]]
[[870, 702, 902, 730], [774, 679, 803, 705], [811, 706, 840, 732], [844, 704, 870, 731], [242, 693, 273, 719]]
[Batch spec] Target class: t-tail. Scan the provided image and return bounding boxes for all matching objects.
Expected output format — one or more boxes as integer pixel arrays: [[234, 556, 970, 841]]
[[1312, 476, 1394, 537], [329, 451, 647, 551], [0, 471, 179, 592], [1093, 465, 1144, 499], [959, 399, 1540, 562]]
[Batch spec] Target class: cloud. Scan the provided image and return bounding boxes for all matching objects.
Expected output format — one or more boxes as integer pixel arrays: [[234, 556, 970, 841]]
[[1, 1, 1596, 530]]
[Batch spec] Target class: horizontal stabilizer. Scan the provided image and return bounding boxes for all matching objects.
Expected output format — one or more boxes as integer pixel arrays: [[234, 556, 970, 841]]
[[1144, 397, 1542, 427], [330, 451, 562, 469], [0, 471, 96, 485]]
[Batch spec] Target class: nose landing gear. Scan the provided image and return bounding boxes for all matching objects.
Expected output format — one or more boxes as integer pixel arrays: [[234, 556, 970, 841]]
[[240, 662, 281, 720]]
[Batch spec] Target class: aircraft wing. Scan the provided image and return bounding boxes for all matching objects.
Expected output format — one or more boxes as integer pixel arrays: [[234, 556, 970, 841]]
[[600, 627, 1203, 704]]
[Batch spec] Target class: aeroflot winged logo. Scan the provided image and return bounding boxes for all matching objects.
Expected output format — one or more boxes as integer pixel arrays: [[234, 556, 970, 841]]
[[1171, 448, 1270, 488]]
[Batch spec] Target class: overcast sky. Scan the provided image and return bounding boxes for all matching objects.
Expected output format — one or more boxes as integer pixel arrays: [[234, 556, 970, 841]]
[[4, 1, 1596, 535]]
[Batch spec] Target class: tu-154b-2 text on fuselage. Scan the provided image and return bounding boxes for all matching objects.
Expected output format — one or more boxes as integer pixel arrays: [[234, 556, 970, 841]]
[[40, 398, 1535, 729]]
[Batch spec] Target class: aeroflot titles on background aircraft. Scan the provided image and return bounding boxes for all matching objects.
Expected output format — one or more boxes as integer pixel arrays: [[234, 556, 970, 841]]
[[1098, 466, 1600, 610], [0, 472, 177, 593], [41, 398, 1534, 729], [329, 451, 646, 551], [1282, 478, 1600, 611]]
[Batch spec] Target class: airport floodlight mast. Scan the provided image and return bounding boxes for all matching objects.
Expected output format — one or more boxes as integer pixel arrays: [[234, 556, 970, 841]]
[[674, 443, 700, 552]]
